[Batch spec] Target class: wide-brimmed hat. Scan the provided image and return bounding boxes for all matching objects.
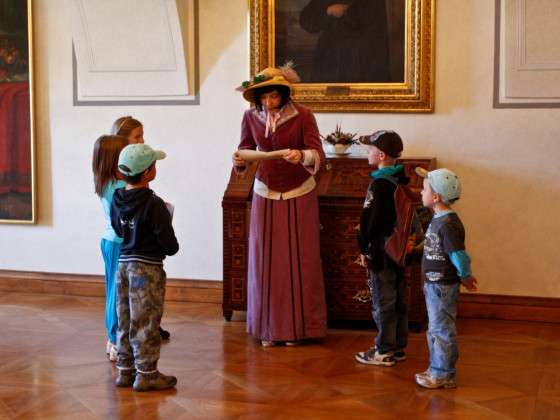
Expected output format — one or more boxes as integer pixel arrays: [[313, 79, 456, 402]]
[[237, 63, 300, 103]]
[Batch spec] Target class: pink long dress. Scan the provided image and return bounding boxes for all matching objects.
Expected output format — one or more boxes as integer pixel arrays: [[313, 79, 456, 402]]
[[238, 101, 327, 341]]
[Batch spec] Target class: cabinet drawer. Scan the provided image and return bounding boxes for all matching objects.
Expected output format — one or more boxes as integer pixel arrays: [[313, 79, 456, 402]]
[[321, 245, 365, 276], [319, 210, 361, 242]]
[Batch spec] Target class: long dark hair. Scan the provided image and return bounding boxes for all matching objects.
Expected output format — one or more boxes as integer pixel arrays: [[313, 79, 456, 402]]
[[253, 85, 291, 111], [92, 135, 128, 197]]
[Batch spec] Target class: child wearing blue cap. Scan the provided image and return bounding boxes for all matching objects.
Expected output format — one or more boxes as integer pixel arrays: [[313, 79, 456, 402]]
[[415, 167, 478, 389], [110, 116, 172, 341], [110, 143, 179, 392]]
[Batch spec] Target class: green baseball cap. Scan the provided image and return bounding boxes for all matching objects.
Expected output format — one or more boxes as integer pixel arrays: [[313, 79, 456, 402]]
[[416, 167, 462, 203], [118, 144, 166, 176]]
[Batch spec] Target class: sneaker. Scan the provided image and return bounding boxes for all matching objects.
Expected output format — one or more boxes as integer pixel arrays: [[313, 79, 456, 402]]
[[133, 371, 177, 392], [159, 327, 171, 341], [415, 371, 456, 389], [106, 340, 118, 362], [108, 344, 118, 362], [393, 349, 407, 362], [355, 347, 396, 366], [285, 341, 300, 347], [115, 368, 136, 388], [261, 340, 276, 347], [106, 340, 113, 355]]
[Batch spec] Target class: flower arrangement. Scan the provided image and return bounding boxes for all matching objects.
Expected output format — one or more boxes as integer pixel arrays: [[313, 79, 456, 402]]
[[240, 73, 267, 89], [320, 124, 357, 146]]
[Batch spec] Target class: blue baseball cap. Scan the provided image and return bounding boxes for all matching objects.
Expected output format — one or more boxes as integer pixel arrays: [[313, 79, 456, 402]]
[[416, 167, 461, 203], [118, 144, 166, 176]]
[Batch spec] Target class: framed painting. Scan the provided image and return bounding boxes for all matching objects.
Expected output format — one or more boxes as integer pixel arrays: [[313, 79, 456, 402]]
[[249, 0, 435, 112], [0, 0, 35, 223]]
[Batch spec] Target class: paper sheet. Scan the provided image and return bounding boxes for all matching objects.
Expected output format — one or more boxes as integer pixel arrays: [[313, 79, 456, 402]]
[[236, 149, 290, 162]]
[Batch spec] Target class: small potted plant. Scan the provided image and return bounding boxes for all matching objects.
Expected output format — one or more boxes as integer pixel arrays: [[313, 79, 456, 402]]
[[321, 124, 357, 155]]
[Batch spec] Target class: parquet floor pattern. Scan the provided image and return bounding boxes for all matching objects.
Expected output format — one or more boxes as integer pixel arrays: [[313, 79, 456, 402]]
[[0, 292, 558, 419]]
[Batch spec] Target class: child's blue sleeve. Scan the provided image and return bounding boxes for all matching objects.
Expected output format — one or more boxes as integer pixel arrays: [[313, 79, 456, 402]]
[[449, 250, 471, 278]]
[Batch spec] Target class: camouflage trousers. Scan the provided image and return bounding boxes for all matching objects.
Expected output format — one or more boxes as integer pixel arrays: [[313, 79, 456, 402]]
[[116, 261, 166, 372]]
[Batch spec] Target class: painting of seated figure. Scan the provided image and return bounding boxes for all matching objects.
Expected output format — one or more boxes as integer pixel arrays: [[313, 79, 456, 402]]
[[0, 0, 34, 223], [275, 0, 405, 84], [250, 0, 434, 112]]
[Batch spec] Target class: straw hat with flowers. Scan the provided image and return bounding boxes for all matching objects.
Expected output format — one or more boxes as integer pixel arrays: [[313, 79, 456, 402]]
[[236, 62, 301, 103]]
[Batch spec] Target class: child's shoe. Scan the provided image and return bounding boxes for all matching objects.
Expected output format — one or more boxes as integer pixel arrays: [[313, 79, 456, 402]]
[[108, 344, 118, 362], [261, 340, 276, 347], [106, 340, 118, 362], [355, 347, 396, 366], [393, 349, 406, 362], [415, 371, 456, 389], [106, 340, 112, 355], [133, 371, 177, 392], [159, 327, 171, 340], [285, 340, 300, 347], [115, 369, 136, 387]]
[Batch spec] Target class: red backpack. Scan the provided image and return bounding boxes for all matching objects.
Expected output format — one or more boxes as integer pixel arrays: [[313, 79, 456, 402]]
[[382, 177, 422, 266]]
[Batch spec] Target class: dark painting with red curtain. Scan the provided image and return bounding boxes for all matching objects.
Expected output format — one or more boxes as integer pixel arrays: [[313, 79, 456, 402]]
[[0, 0, 33, 222]]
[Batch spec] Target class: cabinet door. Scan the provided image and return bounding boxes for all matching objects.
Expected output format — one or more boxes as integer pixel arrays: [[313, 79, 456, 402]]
[[319, 205, 371, 319], [318, 200, 427, 327]]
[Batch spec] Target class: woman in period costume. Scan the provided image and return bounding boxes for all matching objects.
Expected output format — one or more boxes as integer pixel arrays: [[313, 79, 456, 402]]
[[232, 66, 327, 347]]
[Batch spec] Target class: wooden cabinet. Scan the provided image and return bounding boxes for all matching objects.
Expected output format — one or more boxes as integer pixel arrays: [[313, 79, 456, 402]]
[[222, 156, 436, 329]]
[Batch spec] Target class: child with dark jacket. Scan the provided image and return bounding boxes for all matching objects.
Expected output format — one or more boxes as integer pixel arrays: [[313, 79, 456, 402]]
[[355, 131, 409, 367], [110, 143, 179, 392]]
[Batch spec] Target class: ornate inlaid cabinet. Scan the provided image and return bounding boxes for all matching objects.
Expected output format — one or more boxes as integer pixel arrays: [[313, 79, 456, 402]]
[[222, 156, 436, 330]]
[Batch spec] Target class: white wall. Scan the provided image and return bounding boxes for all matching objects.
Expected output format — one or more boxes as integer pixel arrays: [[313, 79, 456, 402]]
[[1, 0, 559, 297]]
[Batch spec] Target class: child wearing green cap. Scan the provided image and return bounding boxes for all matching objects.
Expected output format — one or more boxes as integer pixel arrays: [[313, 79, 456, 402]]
[[110, 143, 179, 392], [414, 167, 478, 389]]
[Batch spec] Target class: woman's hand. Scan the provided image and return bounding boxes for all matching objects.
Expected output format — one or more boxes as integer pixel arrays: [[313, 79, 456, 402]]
[[232, 151, 246, 167], [326, 4, 349, 18], [283, 149, 304, 165]]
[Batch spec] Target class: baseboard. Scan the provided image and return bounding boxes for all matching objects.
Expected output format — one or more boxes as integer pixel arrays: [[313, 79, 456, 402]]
[[1, 270, 559, 323], [458, 293, 560, 323], [0, 270, 222, 304]]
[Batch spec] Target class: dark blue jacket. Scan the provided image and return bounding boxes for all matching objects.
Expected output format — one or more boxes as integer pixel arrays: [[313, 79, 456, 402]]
[[111, 187, 178, 264]]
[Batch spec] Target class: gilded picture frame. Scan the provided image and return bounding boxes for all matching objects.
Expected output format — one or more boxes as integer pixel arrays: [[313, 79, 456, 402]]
[[0, 0, 36, 223], [249, 0, 435, 112]]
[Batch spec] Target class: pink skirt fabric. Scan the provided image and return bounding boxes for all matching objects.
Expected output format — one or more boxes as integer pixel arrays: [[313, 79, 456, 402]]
[[246, 189, 327, 341]]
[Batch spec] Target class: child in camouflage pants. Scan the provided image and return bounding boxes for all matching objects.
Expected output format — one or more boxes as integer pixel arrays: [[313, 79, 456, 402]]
[[110, 144, 179, 392]]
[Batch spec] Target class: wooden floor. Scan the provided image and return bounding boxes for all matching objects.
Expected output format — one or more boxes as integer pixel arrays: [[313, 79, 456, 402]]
[[0, 293, 559, 419]]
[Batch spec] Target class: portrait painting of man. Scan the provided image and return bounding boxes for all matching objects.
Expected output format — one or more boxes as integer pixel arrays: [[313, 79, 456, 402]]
[[275, 0, 405, 84]]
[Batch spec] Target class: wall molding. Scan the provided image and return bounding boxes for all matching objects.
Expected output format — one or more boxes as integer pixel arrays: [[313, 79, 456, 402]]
[[1, 270, 559, 324], [0, 270, 222, 304], [494, 0, 560, 107], [458, 293, 560, 323]]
